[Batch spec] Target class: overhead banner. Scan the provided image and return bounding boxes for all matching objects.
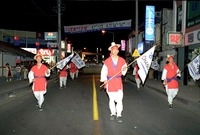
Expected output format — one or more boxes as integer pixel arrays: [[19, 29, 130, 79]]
[[64, 20, 131, 34]]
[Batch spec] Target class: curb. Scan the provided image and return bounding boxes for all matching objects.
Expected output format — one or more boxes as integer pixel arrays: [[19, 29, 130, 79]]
[[127, 77, 189, 104], [0, 74, 58, 101]]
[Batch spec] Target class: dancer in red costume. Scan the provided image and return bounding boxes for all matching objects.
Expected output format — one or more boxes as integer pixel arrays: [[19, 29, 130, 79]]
[[69, 62, 79, 80], [58, 62, 69, 89], [161, 55, 181, 109], [100, 42, 127, 123], [28, 53, 51, 111], [133, 63, 141, 89]]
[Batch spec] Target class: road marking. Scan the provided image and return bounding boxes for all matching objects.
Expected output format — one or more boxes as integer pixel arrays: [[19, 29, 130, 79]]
[[92, 75, 101, 135], [92, 75, 99, 120]]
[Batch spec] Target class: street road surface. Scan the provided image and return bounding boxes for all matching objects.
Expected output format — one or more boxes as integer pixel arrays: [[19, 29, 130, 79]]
[[0, 74, 200, 135]]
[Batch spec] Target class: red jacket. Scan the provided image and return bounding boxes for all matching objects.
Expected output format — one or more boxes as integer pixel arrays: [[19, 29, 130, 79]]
[[104, 56, 126, 92], [164, 63, 179, 89], [69, 62, 78, 73], [59, 67, 68, 77]]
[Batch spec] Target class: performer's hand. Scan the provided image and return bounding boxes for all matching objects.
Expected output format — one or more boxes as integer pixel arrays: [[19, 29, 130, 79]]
[[122, 66, 127, 71], [103, 81, 108, 89], [163, 80, 167, 85], [46, 70, 50, 74]]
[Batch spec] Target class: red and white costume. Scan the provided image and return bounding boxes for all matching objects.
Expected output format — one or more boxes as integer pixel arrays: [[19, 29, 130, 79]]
[[161, 59, 181, 105], [133, 64, 141, 88], [58, 65, 69, 88], [100, 56, 127, 117], [28, 64, 50, 108], [69, 62, 79, 80]]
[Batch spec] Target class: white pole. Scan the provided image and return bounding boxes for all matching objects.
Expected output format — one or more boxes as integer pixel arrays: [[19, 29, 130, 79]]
[[173, 1, 177, 31], [58, 0, 61, 61], [135, 0, 138, 50]]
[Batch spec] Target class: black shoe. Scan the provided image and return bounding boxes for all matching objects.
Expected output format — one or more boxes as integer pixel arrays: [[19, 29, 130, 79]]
[[169, 104, 173, 109], [38, 107, 43, 111], [116, 117, 123, 123], [110, 115, 116, 121]]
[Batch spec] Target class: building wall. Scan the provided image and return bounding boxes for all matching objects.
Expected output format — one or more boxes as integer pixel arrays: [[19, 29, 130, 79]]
[[161, 8, 173, 51]]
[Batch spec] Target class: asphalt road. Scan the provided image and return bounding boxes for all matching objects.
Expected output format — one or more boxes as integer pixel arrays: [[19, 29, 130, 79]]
[[0, 74, 200, 135]]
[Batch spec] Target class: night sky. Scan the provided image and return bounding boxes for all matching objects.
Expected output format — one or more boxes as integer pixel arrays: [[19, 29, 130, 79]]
[[0, 0, 173, 53]]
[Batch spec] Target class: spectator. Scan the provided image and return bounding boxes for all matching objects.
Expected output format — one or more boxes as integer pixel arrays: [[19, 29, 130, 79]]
[[15, 64, 21, 80], [5, 63, 13, 82], [23, 66, 28, 80], [151, 56, 159, 80]]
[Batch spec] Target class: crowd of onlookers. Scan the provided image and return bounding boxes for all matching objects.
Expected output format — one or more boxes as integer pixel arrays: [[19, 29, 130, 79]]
[[4, 62, 34, 82]]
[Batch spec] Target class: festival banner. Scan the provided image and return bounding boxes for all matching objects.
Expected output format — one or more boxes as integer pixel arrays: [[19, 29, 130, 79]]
[[188, 55, 200, 81], [56, 53, 74, 70], [71, 54, 85, 69], [64, 20, 131, 34], [136, 46, 156, 84]]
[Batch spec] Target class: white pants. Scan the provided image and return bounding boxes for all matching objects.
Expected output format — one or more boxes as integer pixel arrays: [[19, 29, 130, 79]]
[[106, 90, 123, 117], [165, 87, 178, 104], [59, 76, 67, 87], [33, 91, 46, 108], [135, 78, 141, 88], [70, 71, 79, 80]]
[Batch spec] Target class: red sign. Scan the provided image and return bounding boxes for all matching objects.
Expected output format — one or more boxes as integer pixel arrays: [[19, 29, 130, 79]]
[[167, 32, 183, 46], [35, 41, 40, 46], [38, 49, 54, 56], [14, 36, 19, 40]]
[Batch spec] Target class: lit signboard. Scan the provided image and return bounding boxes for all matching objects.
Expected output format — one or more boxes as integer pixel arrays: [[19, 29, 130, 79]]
[[137, 42, 144, 54], [167, 31, 183, 46], [45, 32, 58, 41], [145, 5, 155, 41], [186, 1, 200, 28], [121, 40, 126, 51]]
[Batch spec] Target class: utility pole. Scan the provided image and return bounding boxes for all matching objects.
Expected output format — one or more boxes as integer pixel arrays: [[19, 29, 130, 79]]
[[58, 0, 61, 61], [135, 0, 138, 51]]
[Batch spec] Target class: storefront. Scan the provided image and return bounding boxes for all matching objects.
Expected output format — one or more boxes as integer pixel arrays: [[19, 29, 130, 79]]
[[21, 48, 57, 68], [184, 28, 200, 83]]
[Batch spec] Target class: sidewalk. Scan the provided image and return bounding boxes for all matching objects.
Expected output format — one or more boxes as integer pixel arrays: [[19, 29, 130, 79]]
[[126, 73, 200, 111], [0, 73, 58, 100]]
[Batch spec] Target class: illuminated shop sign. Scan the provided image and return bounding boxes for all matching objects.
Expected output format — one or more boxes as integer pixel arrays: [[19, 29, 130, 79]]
[[185, 29, 200, 46], [186, 1, 200, 28], [121, 40, 126, 51], [145, 5, 155, 41], [167, 32, 183, 46], [45, 32, 58, 41]]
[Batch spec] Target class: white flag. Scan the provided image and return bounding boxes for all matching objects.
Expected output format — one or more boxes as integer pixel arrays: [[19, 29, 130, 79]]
[[56, 53, 74, 70], [137, 46, 156, 84], [71, 54, 85, 69], [188, 55, 200, 81]]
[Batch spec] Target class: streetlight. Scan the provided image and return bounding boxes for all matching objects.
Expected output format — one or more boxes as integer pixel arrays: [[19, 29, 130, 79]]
[[102, 30, 114, 42]]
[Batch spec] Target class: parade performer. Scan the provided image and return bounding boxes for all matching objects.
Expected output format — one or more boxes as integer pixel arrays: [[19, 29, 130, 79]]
[[28, 53, 51, 111], [58, 64, 69, 89], [100, 42, 127, 123], [133, 63, 141, 89], [69, 62, 79, 80], [161, 55, 181, 109]]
